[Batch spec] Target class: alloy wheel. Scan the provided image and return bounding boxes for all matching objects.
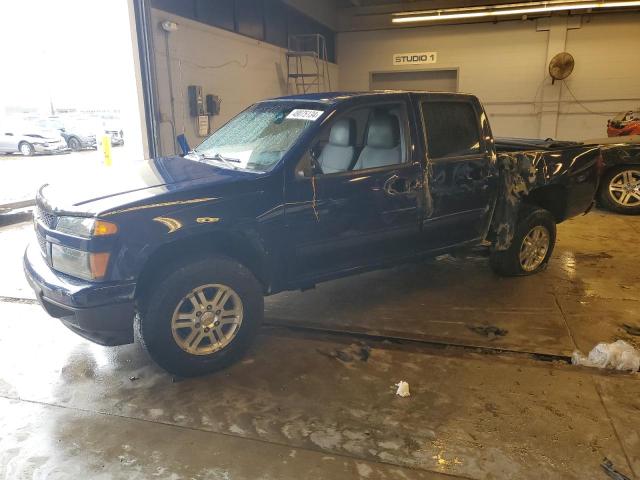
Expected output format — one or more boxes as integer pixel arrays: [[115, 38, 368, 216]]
[[20, 143, 33, 156], [519, 225, 550, 272], [171, 283, 243, 355], [608, 170, 640, 207]]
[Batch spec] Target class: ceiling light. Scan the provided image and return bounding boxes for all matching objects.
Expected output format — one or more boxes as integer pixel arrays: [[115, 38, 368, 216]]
[[391, 1, 640, 23]]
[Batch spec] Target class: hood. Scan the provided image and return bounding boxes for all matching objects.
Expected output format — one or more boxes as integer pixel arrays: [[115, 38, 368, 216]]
[[39, 156, 258, 215], [23, 129, 62, 141]]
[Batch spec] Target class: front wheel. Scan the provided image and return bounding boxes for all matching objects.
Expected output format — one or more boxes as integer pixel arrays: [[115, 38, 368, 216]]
[[67, 137, 81, 151], [19, 142, 34, 156], [598, 167, 640, 215], [490, 208, 556, 276], [136, 255, 263, 377]]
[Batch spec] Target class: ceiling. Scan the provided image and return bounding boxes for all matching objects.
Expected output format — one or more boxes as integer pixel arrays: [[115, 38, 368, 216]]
[[334, 0, 640, 30]]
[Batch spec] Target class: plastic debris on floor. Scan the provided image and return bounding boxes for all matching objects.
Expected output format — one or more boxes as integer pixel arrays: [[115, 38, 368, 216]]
[[395, 381, 410, 397], [571, 340, 640, 373]]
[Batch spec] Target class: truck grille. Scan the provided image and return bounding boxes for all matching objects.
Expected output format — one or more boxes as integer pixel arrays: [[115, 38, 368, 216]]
[[36, 230, 47, 255], [36, 205, 57, 229]]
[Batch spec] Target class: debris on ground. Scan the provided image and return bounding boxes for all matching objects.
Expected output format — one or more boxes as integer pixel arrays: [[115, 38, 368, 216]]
[[395, 381, 410, 398], [601, 457, 632, 480], [622, 323, 640, 336], [571, 340, 640, 373], [467, 324, 508, 340], [317, 342, 371, 363]]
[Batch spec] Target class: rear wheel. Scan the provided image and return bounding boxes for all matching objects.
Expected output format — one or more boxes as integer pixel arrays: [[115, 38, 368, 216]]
[[490, 208, 556, 276], [19, 142, 34, 156], [136, 255, 263, 377], [598, 167, 640, 214]]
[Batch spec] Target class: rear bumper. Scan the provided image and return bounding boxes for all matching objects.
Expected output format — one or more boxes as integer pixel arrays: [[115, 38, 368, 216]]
[[23, 243, 136, 346]]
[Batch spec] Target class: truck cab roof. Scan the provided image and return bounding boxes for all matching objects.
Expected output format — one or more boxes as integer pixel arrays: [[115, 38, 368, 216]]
[[270, 90, 477, 105]]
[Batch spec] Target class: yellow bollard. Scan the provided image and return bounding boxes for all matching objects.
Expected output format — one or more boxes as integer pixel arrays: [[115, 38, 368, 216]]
[[102, 135, 112, 167]]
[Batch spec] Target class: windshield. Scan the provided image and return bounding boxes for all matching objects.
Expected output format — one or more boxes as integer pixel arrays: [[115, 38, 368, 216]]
[[191, 102, 326, 173]]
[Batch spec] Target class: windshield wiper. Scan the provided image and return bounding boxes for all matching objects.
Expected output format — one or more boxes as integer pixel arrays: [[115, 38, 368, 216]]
[[200, 152, 242, 169]]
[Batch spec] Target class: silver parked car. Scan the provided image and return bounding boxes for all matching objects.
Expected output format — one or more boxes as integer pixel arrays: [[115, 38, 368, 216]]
[[0, 121, 69, 156]]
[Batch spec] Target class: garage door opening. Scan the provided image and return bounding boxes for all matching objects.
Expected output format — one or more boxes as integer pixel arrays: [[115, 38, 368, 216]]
[[370, 69, 458, 92]]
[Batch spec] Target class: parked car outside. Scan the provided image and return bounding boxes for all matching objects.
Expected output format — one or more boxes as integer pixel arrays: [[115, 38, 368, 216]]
[[0, 120, 69, 156], [34, 117, 97, 151], [24, 92, 602, 376]]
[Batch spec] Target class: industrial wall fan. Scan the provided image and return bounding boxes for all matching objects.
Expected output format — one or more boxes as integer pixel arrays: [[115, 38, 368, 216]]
[[549, 52, 575, 84]]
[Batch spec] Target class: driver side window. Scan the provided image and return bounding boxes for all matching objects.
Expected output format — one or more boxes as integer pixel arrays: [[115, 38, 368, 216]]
[[297, 103, 407, 177]]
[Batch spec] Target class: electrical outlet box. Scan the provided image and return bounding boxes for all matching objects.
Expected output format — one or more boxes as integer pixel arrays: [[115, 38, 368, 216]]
[[206, 94, 220, 116], [188, 85, 204, 116]]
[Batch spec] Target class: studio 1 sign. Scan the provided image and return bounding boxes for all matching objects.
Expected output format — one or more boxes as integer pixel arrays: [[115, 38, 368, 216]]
[[393, 52, 437, 66]]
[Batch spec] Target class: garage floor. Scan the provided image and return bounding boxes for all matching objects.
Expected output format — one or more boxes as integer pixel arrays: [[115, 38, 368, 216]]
[[0, 211, 639, 479]]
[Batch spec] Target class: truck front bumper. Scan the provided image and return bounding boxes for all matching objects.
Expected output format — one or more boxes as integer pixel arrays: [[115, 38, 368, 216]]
[[23, 243, 136, 346]]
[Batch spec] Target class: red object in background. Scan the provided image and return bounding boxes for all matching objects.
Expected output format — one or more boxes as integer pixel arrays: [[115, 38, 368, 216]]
[[607, 110, 640, 137]]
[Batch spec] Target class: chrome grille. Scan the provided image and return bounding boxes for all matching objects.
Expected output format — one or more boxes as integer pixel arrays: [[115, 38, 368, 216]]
[[36, 229, 47, 255], [36, 205, 57, 229]]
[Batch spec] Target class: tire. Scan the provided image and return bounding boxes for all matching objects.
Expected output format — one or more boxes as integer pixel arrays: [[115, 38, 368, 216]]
[[598, 166, 640, 215], [490, 207, 556, 276], [135, 255, 263, 377], [67, 137, 81, 151], [19, 142, 34, 156]]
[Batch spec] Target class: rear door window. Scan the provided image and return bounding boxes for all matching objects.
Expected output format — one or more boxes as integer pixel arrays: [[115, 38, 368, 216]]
[[421, 101, 481, 159]]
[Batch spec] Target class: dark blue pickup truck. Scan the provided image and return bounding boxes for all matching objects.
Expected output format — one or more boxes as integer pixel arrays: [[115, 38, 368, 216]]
[[24, 91, 602, 376]]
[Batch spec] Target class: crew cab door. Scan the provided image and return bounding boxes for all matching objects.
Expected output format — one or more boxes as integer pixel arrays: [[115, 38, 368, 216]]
[[416, 94, 497, 247], [284, 98, 424, 282]]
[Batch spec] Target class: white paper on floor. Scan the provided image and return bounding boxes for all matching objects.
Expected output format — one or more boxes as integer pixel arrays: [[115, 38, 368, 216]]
[[572, 340, 640, 373], [395, 381, 411, 397]]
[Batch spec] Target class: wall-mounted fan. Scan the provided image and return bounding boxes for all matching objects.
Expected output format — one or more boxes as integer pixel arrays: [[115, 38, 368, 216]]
[[549, 52, 575, 84]]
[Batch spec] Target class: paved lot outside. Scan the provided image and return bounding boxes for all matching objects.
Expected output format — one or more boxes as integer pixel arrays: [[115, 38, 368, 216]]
[[0, 146, 139, 205]]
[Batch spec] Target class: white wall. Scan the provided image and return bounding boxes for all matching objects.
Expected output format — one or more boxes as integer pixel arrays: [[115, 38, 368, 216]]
[[337, 12, 640, 141], [151, 9, 339, 156]]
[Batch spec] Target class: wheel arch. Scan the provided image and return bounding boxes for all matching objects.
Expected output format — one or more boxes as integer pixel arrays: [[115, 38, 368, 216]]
[[522, 184, 568, 223], [134, 230, 272, 307]]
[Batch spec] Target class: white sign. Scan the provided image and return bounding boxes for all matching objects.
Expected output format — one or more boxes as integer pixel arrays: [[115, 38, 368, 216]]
[[197, 115, 209, 136], [286, 109, 324, 121], [393, 52, 438, 66]]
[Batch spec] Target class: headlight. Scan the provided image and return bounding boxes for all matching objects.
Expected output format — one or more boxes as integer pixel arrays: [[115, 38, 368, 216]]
[[56, 217, 118, 238], [51, 244, 110, 280]]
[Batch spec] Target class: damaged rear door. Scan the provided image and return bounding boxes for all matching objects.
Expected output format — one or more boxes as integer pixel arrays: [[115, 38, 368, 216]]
[[415, 94, 498, 248]]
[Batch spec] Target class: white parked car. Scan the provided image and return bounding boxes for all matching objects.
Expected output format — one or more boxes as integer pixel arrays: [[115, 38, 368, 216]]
[[0, 122, 69, 156]]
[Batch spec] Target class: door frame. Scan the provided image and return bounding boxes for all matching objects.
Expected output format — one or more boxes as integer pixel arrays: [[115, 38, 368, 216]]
[[369, 67, 460, 93]]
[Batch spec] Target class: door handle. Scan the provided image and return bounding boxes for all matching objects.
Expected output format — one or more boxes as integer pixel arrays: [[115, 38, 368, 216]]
[[384, 175, 409, 196]]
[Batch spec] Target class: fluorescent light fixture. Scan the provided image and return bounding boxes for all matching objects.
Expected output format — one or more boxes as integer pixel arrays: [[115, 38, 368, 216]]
[[391, 0, 640, 23]]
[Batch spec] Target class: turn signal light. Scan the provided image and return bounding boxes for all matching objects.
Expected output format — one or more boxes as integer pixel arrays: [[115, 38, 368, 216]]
[[89, 252, 111, 280], [94, 220, 119, 236]]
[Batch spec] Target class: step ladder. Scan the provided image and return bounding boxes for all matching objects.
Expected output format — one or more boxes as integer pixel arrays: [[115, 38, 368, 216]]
[[286, 34, 332, 94]]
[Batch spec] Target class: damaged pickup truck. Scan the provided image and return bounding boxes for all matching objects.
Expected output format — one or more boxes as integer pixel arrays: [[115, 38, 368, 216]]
[[24, 92, 602, 376]]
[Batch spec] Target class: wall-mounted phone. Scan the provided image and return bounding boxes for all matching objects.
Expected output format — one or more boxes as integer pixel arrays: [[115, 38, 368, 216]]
[[188, 85, 204, 116]]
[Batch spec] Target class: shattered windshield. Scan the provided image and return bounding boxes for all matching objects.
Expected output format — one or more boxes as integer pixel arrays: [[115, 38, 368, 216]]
[[189, 102, 327, 173]]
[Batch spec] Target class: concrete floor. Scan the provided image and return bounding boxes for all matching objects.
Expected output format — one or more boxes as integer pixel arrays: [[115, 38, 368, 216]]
[[0, 210, 639, 479]]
